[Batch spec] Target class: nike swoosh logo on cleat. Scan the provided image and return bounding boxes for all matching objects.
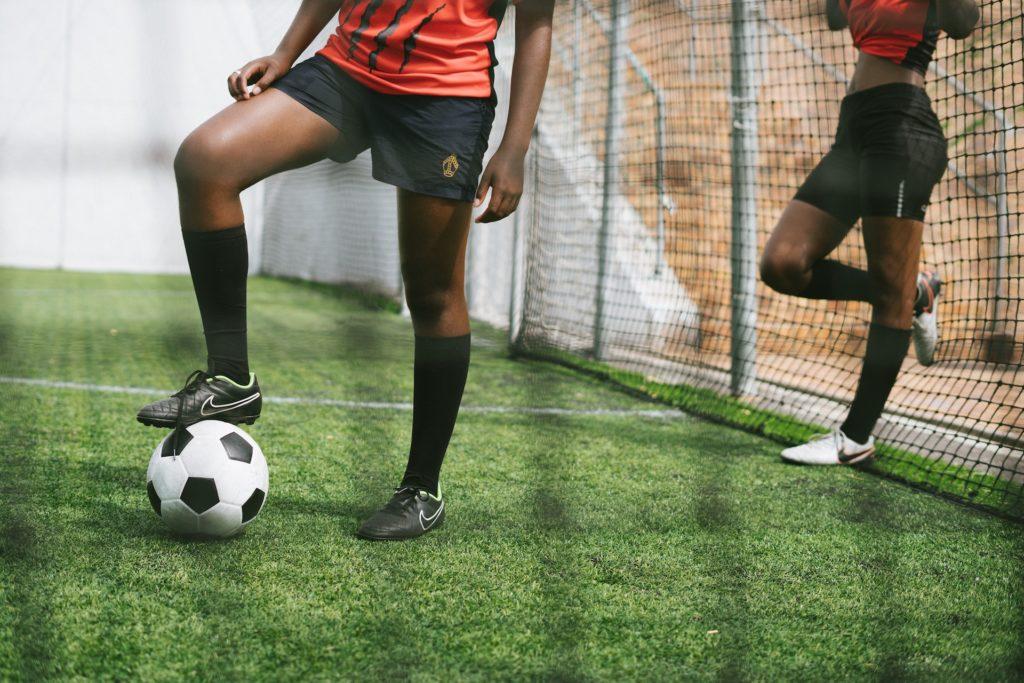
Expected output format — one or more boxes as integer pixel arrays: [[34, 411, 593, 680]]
[[200, 393, 261, 417], [838, 447, 873, 464], [419, 502, 444, 531]]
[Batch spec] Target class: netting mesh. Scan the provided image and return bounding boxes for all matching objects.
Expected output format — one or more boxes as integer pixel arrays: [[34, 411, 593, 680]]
[[515, 0, 1023, 515]]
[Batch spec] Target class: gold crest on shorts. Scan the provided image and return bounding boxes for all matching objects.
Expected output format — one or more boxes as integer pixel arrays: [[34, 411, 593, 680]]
[[442, 154, 459, 178]]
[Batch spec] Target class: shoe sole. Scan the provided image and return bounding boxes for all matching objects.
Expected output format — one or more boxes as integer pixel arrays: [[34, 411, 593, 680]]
[[136, 414, 260, 428], [355, 520, 444, 541], [915, 306, 939, 368], [914, 272, 940, 367], [780, 448, 874, 466]]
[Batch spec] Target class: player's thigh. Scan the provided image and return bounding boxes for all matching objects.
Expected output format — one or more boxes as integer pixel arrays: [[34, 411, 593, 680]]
[[764, 199, 855, 270], [176, 89, 342, 190], [397, 189, 473, 290], [764, 148, 860, 269], [858, 127, 939, 300]]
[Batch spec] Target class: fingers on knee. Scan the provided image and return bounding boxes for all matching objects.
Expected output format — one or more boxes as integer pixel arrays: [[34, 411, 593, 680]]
[[174, 129, 235, 187]]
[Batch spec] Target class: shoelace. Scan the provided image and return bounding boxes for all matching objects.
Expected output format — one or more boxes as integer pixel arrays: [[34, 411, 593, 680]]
[[805, 430, 840, 452], [383, 486, 425, 512], [170, 370, 212, 456]]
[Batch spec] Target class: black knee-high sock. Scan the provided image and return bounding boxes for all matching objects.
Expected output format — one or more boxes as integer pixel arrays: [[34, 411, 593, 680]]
[[840, 323, 911, 443], [182, 226, 250, 384], [799, 260, 874, 302], [401, 334, 471, 495]]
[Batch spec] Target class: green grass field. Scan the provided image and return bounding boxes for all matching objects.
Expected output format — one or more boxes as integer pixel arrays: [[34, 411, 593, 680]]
[[1, 268, 1022, 680]]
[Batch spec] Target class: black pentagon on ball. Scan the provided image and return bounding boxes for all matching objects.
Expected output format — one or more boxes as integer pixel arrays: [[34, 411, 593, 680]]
[[220, 432, 253, 463], [180, 477, 219, 514], [242, 488, 266, 523], [161, 426, 193, 457], [147, 481, 161, 516]]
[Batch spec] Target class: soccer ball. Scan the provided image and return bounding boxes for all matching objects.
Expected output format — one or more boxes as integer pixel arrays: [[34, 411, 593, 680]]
[[146, 420, 269, 538]]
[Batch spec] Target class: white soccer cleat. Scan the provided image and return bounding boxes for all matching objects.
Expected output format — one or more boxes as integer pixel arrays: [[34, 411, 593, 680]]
[[780, 429, 875, 466], [912, 271, 941, 367]]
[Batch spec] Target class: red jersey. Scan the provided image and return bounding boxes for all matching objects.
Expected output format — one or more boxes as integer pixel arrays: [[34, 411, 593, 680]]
[[318, 0, 508, 97], [839, 0, 940, 74]]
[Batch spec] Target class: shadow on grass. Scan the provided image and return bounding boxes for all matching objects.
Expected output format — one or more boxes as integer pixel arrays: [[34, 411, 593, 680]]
[[846, 464, 914, 679], [265, 276, 402, 315], [0, 419, 58, 680], [521, 362, 588, 680], [688, 429, 751, 680]]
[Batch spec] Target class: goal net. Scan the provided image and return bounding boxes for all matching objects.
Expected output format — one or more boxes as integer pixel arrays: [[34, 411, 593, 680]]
[[513, 0, 1022, 514]]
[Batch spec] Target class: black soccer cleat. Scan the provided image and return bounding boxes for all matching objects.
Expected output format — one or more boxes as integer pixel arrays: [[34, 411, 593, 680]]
[[137, 370, 262, 428], [356, 486, 445, 541]]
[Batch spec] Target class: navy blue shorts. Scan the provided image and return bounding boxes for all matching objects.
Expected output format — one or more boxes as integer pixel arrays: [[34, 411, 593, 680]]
[[272, 55, 496, 203], [795, 83, 948, 223]]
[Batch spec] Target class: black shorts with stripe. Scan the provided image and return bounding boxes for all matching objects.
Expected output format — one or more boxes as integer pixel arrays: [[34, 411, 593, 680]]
[[795, 83, 948, 224], [272, 55, 496, 203]]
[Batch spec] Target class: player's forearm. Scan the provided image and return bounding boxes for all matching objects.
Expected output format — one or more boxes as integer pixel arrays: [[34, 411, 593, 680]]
[[824, 0, 848, 30], [275, 0, 345, 64], [499, 1, 554, 156], [937, 0, 979, 39]]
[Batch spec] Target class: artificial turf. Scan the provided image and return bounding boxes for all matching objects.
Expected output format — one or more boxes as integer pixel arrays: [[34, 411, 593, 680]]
[[1, 267, 1022, 680]]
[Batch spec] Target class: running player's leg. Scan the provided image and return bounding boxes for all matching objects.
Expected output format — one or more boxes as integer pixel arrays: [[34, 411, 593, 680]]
[[838, 216, 922, 444], [836, 86, 947, 444], [137, 91, 343, 428]]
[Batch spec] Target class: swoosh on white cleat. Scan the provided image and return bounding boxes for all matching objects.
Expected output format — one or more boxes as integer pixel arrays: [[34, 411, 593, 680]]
[[419, 502, 444, 531], [200, 393, 261, 417]]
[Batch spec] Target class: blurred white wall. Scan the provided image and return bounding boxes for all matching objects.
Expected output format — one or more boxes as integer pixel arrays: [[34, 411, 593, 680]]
[[0, 0, 519, 327], [0, 0, 305, 272]]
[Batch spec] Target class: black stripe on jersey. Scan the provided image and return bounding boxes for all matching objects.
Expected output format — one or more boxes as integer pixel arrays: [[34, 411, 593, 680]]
[[348, 0, 386, 59], [368, 0, 416, 72], [488, 0, 509, 29], [485, 0, 509, 97], [399, 3, 446, 73], [900, 0, 939, 75], [339, 0, 361, 29]]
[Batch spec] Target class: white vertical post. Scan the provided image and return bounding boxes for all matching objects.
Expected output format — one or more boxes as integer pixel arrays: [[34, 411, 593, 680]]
[[508, 133, 537, 346], [572, 0, 583, 143], [729, 0, 761, 395], [593, 0, 629, 360], [508, 193, 523, 345], [58, 0, 75, 269]]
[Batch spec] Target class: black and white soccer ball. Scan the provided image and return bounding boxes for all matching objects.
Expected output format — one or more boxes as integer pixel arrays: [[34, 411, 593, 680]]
[[146, 420, 269, 538]]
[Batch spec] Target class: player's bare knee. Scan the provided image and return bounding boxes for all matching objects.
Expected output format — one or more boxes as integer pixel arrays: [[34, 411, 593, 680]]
[[872, 281, 915, 322], [760, 250, 808, 295], [404, 287, 456, 326], [174, 129, 235, 190]]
